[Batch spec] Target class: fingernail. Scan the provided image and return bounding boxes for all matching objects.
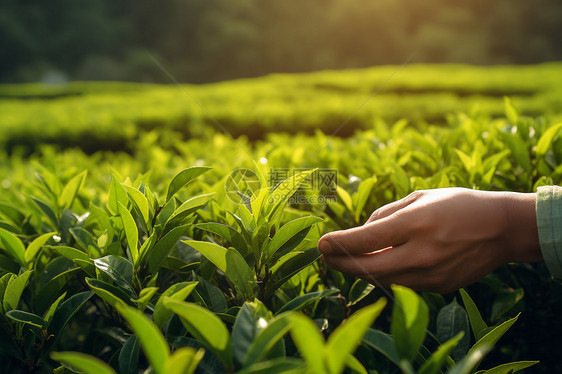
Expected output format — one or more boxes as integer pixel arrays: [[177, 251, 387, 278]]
[[318, 237, 333, 253]]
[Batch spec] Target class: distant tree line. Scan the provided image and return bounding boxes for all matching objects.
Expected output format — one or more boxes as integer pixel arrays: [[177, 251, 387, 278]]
[[1, 0, 561, 83]]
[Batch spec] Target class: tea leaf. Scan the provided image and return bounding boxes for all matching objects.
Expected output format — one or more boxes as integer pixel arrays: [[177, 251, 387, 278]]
[[164, 298, 233, 368], [289, 313, 325, 373], [119, 336, 141, 374], [116, 304, 170, 374], [51, 352, 117, 374], [243, 313, 292, 366], [459, 289, 488, 340], [436, 299, 470, 361], [419, 332, 463, 374], [118, 202, 139, 264], [59, 170, 87, 210], [3, 270, 32, 312], [391, 285, 429, 361], [166, 167, 212, 202], [276, 289, 339, 315], [326, 298, 386, 374], [184, 240, 255, 298], [164, 347, 205, 374], [363, 329, 400, 366], [0, 228, 26, 267], [153, 281, 198, 328]]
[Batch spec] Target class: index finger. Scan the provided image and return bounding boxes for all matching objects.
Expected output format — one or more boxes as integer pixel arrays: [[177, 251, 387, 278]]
[[318, 214, 410, 255]]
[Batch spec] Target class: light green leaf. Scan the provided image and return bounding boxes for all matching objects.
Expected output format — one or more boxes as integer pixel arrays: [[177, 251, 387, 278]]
[[166, 167, 212, 202], [43, 291, 67, 325], [153, 281, 198, 328], [336, 186, 353, 212], [347, 279, 375, 307], [0, 228, 26, 267], [115, 304, 170, 374], [25, 232, 56, 266], [267, 169, 316, 221], [164, 347, 205, 374], [266, 216, 323, 263], [353, 176, 377, 221], [265, 248, 321, 299], [391, 285, 429, 361], [232, 300, 273, 365], [419, 332, 464, 374], [133, 287, 158, 312], [60, 170, 87, 210], [504, 97, 519, 124], [118, 202, 139, 264], [480, 360, 539, 374], [184, 240, 255, 298], [107, 175, 129, 216], [51, 351, 117, 374], [195, 222, 249, 257], [164, 193, 215, 231], [236, 358, 305, 374], [164, 298, 233, 368], [536, 123, 562, 158], [459, 288, 488, 340], [446, 346, 490, 374], [326, 298, 387, 374], [468, 314, 519, 365], [289, 313, 325, 373], [3, 270, 32, 312], [124, 184, 151, 229], [243, 313, 293, 366]]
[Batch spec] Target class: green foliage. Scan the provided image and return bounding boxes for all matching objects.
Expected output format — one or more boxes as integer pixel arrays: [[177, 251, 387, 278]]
[[1, 66, 559, 372]]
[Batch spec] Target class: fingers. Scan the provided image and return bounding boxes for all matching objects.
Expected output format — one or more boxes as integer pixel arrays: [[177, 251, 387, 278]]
[[321, 243, 415, 282], [319, 214, 410, 255], [365, 190, 423, 224]]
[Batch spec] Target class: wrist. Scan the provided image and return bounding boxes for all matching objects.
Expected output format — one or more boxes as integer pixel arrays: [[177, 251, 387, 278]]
[[502, 192, 542, 263]]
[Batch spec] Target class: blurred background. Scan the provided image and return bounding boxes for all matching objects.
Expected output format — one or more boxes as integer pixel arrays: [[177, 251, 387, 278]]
[[2, 0, 562, 83]]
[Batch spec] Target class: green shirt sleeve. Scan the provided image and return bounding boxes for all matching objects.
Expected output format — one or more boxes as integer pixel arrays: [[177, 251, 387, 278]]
[[536, 186, 562, 280]]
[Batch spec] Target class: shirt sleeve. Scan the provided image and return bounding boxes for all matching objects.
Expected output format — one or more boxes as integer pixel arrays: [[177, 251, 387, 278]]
[[536, 185, 562, 280]]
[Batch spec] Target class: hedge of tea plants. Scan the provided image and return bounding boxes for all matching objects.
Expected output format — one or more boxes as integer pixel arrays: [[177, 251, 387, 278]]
[[1, 65, 562, 373]]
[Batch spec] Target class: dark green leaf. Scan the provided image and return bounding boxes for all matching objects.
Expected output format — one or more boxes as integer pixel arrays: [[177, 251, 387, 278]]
[[86, 278, 134, 307], [147, 224, 189, 274], [436, 299, 470, 361], [46, 291, 93, 352], [363, 329, 400, 367], [119, 336, 141, 374], [6, 310, 45, 328], [93, 255, 134, 294], [265, 248, 321, 299], [276, 289, 339, 315], [419, 332, 464, 374]]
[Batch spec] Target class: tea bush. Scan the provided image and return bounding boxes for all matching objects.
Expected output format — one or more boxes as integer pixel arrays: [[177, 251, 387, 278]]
[[1, 64, 562, 373]]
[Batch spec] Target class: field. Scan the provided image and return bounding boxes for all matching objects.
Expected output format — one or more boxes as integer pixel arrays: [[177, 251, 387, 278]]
[[0, 63, 562, 373]]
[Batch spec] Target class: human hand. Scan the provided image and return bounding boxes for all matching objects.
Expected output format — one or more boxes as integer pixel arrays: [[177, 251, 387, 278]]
[[318, 188, 542, 293]]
